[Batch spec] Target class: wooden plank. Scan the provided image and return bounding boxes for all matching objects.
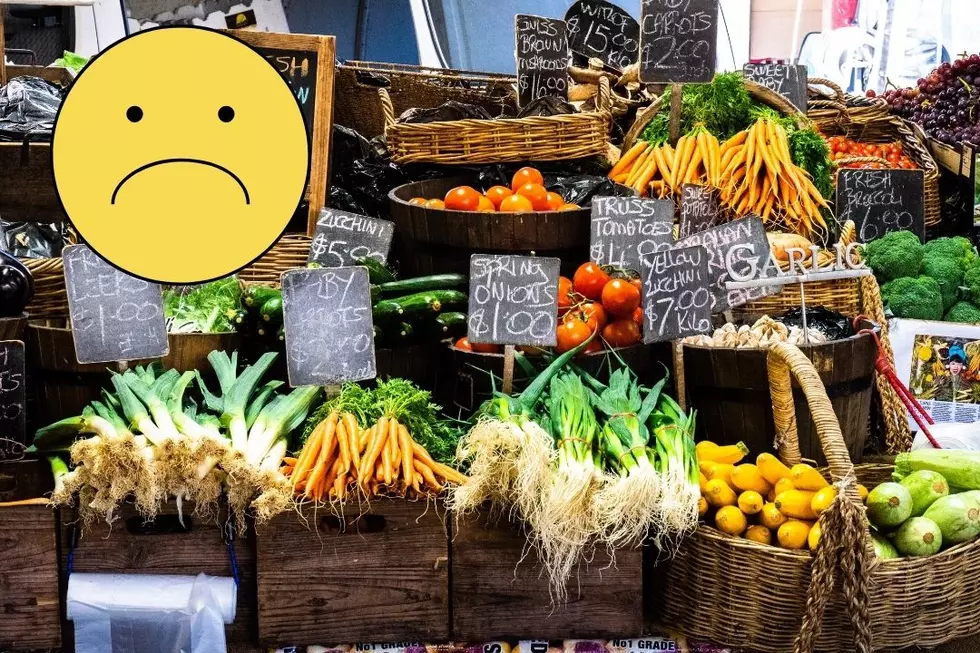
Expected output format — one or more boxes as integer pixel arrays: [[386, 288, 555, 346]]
[[0, 505, 61, 650], [255, 499, 449, 645], [60, 502, 256, 645], [451, 510, 642, 641], [0, 143, 66, 223]]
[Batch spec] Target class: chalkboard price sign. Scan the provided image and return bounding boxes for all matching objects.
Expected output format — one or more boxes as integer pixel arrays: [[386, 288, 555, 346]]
[[742, 62, 808, 112], [639, 0, 719, 84], [564, 0, 640, 71], [590, 196, 674, 270], [63, 245, 169, 364], [308, 208, 395, 267], [0, 340, 26, 460], [675, 216, 778, 312], [642, 245, 712, 343], [282, 267, 377, 387], [515, 14, 570, 107], [679, 184, 720, 239], [836, 169, 925, 242], [468, 254, 561, 347]]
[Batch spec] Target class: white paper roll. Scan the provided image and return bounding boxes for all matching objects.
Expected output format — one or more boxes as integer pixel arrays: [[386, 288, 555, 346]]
[[66, 573, 237, 624]]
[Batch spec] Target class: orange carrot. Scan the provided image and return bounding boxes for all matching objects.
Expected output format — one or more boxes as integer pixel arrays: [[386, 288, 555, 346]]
[[283, 457, 298, 466], [414, 459, 440, 489], [291, 420, 326, 485], [336, 412, 352, 474], [381, 440, 392, 485], [305, 413, 339, 498], [398, 424, 414, 489], [343, 413, 361, 469], [359, 417, 389, 483], [609, 140, 648, 177]]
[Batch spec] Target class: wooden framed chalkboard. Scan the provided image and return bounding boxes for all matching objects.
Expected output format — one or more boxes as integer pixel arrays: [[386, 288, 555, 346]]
[[638, 0, 719, 84], [742, 62, 808, 112], [515, 14, 570, 107], [0, 340, 25, 459], [308, 208, 395, 267], [564, 0, 640, 72], [836, 168, 925, 242], [233, 31, 336, 236]]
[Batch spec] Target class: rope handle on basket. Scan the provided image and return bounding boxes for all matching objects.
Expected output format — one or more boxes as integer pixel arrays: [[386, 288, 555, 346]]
[[807, 77, 845, 103], [378, 87, 396, 131]]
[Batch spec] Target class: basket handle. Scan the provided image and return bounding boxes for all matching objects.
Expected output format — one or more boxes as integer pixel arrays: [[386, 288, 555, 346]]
[[597, 75, 612, 113], [833, 155, 890, 172], [378, 87, 396, 131], [808, 77, 845, 104]]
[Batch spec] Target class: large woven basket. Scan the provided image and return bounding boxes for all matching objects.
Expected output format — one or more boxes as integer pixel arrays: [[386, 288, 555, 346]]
[[380, 77, 612, 165], [659, 342, 875, 653], [335, 60, 517, 138], [807, 85, 941, 230], [237, 233, 311, 286]]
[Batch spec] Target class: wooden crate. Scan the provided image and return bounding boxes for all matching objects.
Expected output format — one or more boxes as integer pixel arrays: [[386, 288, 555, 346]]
[[0, 459, 61, 651], [60, 501, 256, 646], [451, 510, 643, 641], [0, 142, 64, 223], [256, 499, 450, 645]]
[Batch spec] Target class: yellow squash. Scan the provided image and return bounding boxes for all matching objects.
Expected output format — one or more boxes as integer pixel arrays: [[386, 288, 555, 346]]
[[698, 496, 709, 518], [715, 505, 748, 535], [697, 441, 749, 465], [738, 490, 764, 515], [731, 464, 772, 494], [775, 489, 818, 520], [706, 463, 735, 487], [745, 524, 772, 545], [756, 452, 792, 485], [777, 520, 812, 550], [760, 502, 787, 530], [774, 477, 796, 497], [791, 463, 829, 491], [704, 478, 737, 507], [808, 521, 822, 550], [810, 487, 837, 516]]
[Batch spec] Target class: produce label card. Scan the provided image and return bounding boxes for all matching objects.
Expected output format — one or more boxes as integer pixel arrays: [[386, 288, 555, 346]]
[[836, 168, 925, 242], [564, 0, 640, 72], [63, 244, 169, 364], [0, 340, 26, 459], [674, 215, 778, 312], [468, 254, 561, 347], [516, 14, 570, 107], [590, 196, 674, 272], [281, 266, 376, 386], [641, 245, 712, 342], [639, 0, 719, 84], [742, 62, 808, 112], [308, 207, 395, 267], [678, 184, 720, 239], [608, 639, 681, 653]]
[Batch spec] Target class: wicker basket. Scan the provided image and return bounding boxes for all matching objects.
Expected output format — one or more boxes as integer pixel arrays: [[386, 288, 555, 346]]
[[335, 60, 517, 138], [807, 78, 890, 127], [659, 342, 874, 653], [622, 79, 804, 152], [807, 89, 941, 230], [237, 233, 311, 286], [380, 77, 612, 165]]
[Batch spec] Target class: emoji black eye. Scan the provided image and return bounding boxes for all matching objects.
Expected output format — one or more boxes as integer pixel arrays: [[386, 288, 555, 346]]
[[218, 106, 235, 122], [126, 106, 143, 122]]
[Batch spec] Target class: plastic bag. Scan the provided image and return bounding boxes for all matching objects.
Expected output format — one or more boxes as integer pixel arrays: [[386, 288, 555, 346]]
[[779, 306, 855, 342], [0, 76, 63, 141], [516, 95, 577, 118], [911, 422, 980, 450], [52, 51, 90, 75], [0, 220, 68, 258], [397, 101, 493, 123], [328, 125, 408, 218]]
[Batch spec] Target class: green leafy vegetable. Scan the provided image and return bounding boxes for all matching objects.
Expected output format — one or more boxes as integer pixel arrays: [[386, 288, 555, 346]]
[[163, 277, 243, 333]]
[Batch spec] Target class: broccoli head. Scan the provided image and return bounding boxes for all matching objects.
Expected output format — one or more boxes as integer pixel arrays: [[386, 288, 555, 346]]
[[863, 230, 923, 282], [920, 252, 965, 311], [944, 301, 980, 324], [882, 276, 943, 321], [923, 236, 978, 270], [965, 262, 980, 305]]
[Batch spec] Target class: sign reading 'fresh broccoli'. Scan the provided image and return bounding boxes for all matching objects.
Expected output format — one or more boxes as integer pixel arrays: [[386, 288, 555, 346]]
[[837, 169, 925, 243]]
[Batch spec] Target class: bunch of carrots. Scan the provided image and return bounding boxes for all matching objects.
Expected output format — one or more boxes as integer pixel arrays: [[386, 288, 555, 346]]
[[608, 127, 722, 199], [285, 410, 466, 502]]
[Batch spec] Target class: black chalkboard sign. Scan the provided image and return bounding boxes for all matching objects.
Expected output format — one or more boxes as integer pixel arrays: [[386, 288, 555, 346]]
[[468, 254, 561, 347], [0, 340, 26, 460], [564, 0, 640, 71], [836, 169, 925, 242], [642, 245, 711, 343], [516, 15, 570, 107], [742, 62, 808, 112], [590, 196, 674, 270], [639, 0, 719, 84], [259, 48, 318, 144], [63, 245, 169, 364], [308, 208, 395, 267], [281, 267, 376, 387], [679, 184, 720, 239], [675, 216, 778, 312]]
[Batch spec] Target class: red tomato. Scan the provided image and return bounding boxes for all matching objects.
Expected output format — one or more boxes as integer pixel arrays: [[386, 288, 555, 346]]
[[408, 197, 427, 206], [444, 186, 482, 211], [602, 319, 642, 349], [564, 301, 608, 333], [582, 339, 604, 355], [455, 336, 501, 354], [632, 306, 644, 326], [601, 278, 642, 318], [454, 337, 473, 351], [629, 277, 642, 293], [557, 276, 575, 315], [476, 195, 496, 212], [425, 199, 446, 209], [511, 166, 545, 192], [499, 194, 534, 213], [545, 191, 565, 211], [572, 262, 611, 301], [485, 185, 513, 209], [516, 183, 551, 211], [556, 320, 593, 354]]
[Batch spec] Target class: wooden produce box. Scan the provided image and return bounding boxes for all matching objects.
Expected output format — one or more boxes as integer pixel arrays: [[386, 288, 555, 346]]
[[60, 501, 256, 645], [256, 499, 450, 645], [451, 510, 643, 641], [0, 142, 65, 223], [0, 459, 61, 651]]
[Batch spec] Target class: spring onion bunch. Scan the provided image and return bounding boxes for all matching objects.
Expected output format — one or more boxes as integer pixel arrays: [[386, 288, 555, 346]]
[[33, 351, 319, 527], [648, 393, 700, 543]]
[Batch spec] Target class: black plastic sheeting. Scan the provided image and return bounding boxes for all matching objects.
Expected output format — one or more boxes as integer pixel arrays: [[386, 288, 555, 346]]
[[0, 76, 63, 142]]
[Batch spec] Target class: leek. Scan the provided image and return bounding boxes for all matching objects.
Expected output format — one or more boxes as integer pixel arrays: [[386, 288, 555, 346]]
[[167, 371, 211, 439], [245, 380, 285, 430], [245, 385, 322, 465], [260, 438, 288, 472], [111, 374, 163, 444], [120, 370, 180, 439], [222, 351, 279, 452]]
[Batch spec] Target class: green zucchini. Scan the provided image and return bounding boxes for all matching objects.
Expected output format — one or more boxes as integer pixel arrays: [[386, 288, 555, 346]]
[[378, 274, 467, 298], [388, 290, 468, 316], [244, 285, 280, 308], [277, 325, 285, 342], [397, 322, 414, 339], [356, 256, 396, 284], [373, 299, 405, 320], [227, 308, 248, 327], [434, 311, 467, 335], [370, 284, 382, 304], [259, 296, 283, 323]]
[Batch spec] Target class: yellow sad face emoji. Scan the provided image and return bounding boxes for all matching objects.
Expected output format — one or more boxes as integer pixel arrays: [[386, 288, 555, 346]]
[[53, 27, 309, 284]]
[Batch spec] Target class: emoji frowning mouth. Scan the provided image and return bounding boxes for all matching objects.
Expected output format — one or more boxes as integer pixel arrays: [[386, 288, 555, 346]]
[[111, 157, 251, 204]]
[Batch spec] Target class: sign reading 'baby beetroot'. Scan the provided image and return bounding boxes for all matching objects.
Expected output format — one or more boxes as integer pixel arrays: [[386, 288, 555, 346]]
[[281, 266, 376, 386], [642, 245, 712, 342], [639, 0, 719, 84], [0, 340, 26, 460], [590, 196, 674, 270], [564, 0, 641, 71], [62, 244, 169, 364], [308, 208, 395, 267], [467, 254, 561, 347], [515, 14, 570, 107]]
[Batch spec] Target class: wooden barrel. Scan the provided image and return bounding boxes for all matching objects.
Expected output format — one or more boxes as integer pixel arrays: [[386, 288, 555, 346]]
[[0, 142, 64, 223], [27, 321, 243, 426], [388, 177, 589, 278], [0, 313, 27, 341], [375, 342, 441, 390], [436, 342, 675, 416], [683, 326, 878, 465]]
